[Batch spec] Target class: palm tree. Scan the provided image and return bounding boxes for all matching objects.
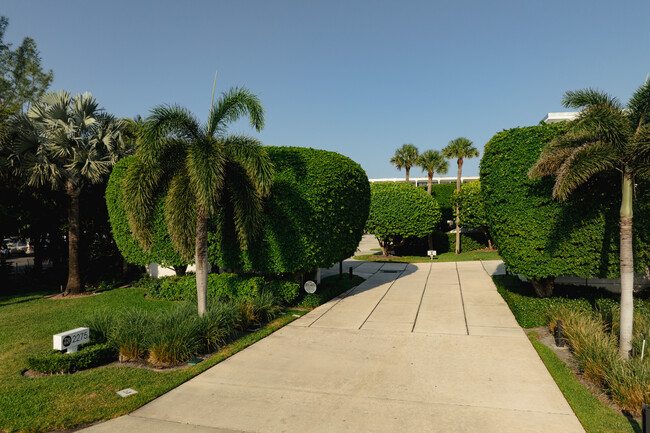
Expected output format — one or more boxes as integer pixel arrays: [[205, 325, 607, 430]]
[[123, 87, 273, 316], [443, 137, 479, 254], [415, 149, 448, 194], [5, 91, 126, 294], [390, 143, 419, 182], [529, 82, 650, 358]]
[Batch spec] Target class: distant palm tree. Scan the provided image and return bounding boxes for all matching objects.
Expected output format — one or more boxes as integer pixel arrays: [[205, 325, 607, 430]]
[[529, 82, 650, 358], [415, 149, 448, 194], [390, 143, 419, 182], [6, 91, 127, 294], [123, 87, 273, 316], [443, 137, 479, 254]]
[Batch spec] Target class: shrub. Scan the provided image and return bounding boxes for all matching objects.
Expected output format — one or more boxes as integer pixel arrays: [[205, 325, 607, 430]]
[[210, 146, 370, 273], [147, 307, 201, 366], [429, 183, 456, 226], [452, 180, 493, 249], [84, 309, 114, 344], [27, 343, 116, 374], [107, 147, 370, 275], [195, 300, 242, 353], [393, 232, 488, 256], [480, 123, 650, 295], [366, 182, 441, 255], [105, 156, 186, 268], [107, 308, 149, 361], [145, 273, 299, 305]]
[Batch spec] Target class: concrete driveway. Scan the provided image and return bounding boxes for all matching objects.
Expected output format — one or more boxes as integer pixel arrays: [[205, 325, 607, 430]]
[[83, 260, 584, 433]]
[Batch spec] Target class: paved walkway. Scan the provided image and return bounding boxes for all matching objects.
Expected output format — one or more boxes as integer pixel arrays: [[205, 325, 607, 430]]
[[83, 260, 584, 433]]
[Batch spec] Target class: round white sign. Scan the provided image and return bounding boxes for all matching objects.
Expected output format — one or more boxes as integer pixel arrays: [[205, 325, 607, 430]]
[[304, 280, 317, 294]]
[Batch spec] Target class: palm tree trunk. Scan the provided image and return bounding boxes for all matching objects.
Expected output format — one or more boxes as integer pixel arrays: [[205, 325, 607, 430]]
[[455, 158, 463, 254], [195, 209, 209, 316], [619, 173, 634, 358], [405, 167, 410, 183], [427, 173, 433, 194], [65, 181, 83, 294]]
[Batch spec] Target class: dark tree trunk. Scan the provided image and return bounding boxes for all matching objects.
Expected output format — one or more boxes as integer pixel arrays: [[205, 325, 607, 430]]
[[65, 181, 84, 294], [530, 277, 554, 298], [195, 210, 208, 316]]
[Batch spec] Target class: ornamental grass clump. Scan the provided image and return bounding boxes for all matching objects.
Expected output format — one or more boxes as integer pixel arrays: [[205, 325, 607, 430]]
[[108, 308, 149, 361], [549, 303, 650, 414], [606, 358, 650, 415], [147, 306, 201, 366], [194, 300, 241, 353]]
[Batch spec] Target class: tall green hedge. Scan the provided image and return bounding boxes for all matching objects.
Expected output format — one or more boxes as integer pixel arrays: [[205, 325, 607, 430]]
[[366, 182, 441, 255], [210, 146, 370, 273], [106, 147, 370, 274], [105, 156, 186, 268], [480, 123, 650, 281], [429, 183, 456, 225]]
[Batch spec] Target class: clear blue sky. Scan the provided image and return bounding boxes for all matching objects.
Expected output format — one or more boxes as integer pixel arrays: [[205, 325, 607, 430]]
[[3, 0, 650, 178]]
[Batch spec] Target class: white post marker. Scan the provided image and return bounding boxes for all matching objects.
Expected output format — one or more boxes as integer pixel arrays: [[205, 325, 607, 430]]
[[427, 250, 437, 260], [53, 327, 89, 354]]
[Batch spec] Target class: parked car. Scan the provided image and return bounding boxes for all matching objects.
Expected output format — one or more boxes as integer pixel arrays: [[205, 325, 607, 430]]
[[8, 240, 32, 256]]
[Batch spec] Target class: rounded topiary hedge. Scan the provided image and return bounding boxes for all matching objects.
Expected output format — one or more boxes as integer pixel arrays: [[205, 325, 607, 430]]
[[480, 123, 650, 290], [106, 156, 186, 268], [366, 182, 441, 255], [107, 147, 370, 274], [210, 146, 370, 273]]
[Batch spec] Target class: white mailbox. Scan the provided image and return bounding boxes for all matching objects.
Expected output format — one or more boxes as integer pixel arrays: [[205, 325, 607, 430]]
[[53, 327, 89, 353]]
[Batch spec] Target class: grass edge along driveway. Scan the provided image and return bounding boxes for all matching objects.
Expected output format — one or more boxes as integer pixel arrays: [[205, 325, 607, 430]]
[[0, 286, 315, 433]]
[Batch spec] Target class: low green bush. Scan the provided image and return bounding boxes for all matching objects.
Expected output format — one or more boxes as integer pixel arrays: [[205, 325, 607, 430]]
[[147, 307, 201, 366], [394, 232, 488, 256], [146, 273, 299, 304], [493, 275, 593, 328], [27, 343, 116, 374], [81, 295, 283, 367]]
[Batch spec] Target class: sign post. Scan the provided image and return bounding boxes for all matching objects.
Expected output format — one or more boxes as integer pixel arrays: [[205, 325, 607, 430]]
[[427, 250, 437, 260], [53, 327, 89, 354]]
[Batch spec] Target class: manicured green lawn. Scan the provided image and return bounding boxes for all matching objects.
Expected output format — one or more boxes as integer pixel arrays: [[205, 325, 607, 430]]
[[0, 287, 306, 432], [354, 250, 501, 263], [527, 332, 640, 433]]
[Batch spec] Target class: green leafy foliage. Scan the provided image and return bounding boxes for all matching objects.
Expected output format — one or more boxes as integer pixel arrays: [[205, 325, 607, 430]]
[[366, 182, 441, 254], [144, 273, 299, 305], [453, 180, 487, 229], [480, 123, 650, 280], [211, 146, 370, 273], [107, 147, 369, 274], [106, 156, 187, 267], [428, 183, 456, 225], [26, 343, 116, 374]]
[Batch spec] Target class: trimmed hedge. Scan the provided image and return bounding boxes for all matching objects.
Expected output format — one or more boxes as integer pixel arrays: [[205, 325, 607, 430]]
[[366, 182, 441, 254], [144, 273, 300, 304], [27, 343, 116, 374], [428, 183, 456, 225], [107, 147, 370, 274], [106, 156, 186, 268], [210, 146, 370, 273], [395, 232, 488, 256], [480, 123, 650, 280]]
